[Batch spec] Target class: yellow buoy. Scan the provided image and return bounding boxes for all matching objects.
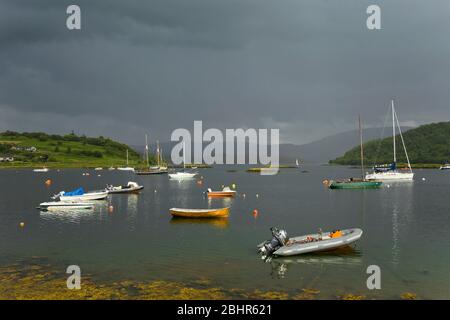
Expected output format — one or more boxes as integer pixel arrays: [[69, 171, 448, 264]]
[[256, 193, 259, 198], [232, 183, 236, 189], [19, 222, 25, 228]]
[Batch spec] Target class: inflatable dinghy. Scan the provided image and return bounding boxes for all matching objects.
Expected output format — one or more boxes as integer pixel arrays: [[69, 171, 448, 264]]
[[258, 227, 363, 257]]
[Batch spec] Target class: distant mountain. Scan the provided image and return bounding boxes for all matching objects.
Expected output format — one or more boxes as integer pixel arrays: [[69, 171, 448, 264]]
[[295, 127, 412, 164], [330, 122, 450, 165], [131, 127, 412, 165]]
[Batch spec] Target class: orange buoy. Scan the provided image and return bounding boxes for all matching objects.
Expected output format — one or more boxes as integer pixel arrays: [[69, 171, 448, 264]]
[[108, 205, 114, 213], [197, 180, 203, 185], [45, 179, 52, 186], [252, 209, 259, 218]]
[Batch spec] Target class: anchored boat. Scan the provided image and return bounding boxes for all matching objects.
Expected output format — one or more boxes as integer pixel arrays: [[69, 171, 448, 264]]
[[54, 187, 108, 202], [169, 207, 230, 218], [440, 164, 450, 170], [328, 115, 382, 189], [38, 202, 94, 211], [257, 227, 363, 257], [206, 187, 236, 197], [107, 181, 143, 194], [117, 149, 135, 172], [365, 100, 414, 181], [329, 179, 382, 189], [168, 141, 197, 180]]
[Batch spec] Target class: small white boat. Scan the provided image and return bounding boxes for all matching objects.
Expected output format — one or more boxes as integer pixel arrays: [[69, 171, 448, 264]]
[[117, 149, 135, 172], [94, 167, 103, 171], [169, 171, 197, 180], [38, 202, 94, 210], [54, 188, 108, 202], [168, 141, 197, 180], [258, 227, 363, 257], [206, 187, 236, 197], [107, 181, 144, 194], [440, 164, 450, 170], [108, 167, 116, 171], [33, 167, 49, 172]]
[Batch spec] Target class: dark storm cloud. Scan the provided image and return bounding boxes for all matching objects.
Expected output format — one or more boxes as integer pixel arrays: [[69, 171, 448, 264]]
[[0, 0, 449, 144]]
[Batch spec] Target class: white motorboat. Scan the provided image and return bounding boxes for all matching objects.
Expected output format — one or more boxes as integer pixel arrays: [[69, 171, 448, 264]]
[[54, 187, 108, 202], [365, 100, 414, 181], [38, 202, 94, 210], [107, 181, 144, 194], [33, 167, 49, 172], [440, 164, 450, 170]]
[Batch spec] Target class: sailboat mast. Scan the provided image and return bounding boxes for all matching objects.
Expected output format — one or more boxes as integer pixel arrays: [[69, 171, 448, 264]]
[[145, 134, 149, 167], [157, 140, 160, 167], [126, 149, 129, 166], [183, 141, 186, 169], [392, 100, 396, 164], [359, 114, 365, 180]]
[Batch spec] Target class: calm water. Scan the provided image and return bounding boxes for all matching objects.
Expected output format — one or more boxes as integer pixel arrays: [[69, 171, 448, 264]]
[[0, 165, 449, 299]]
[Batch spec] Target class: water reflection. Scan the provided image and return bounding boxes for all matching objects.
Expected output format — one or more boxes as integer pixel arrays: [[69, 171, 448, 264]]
[[381, 181, 414, 267], [169, 217, 229, 229], [39, 207, 96, 223], [207, 197, 233, 208], [263, 247, 363, 279]]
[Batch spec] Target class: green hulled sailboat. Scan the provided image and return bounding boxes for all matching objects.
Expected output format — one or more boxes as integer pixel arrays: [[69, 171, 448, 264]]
[[329, 115, 382, 190]]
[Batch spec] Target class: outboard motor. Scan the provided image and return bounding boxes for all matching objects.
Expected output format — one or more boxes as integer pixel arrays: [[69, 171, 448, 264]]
[[258, 227, 288, 257]]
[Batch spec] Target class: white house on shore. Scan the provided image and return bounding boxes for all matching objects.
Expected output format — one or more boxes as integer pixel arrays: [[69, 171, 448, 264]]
[[0, 156, 14, 162]]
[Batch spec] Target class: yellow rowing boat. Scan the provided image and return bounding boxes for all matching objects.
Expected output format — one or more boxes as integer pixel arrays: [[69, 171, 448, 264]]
[[169, 207, 230, 218]]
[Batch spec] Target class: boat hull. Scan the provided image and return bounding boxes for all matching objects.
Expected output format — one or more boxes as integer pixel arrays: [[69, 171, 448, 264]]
[[107, 186, 143, 194], [135, 170, 168, 175], [169, 207, 230, 218], [207, 191, 236, 198], [365, 171, 414, 181], [329, 181, 382, 189], [168, 172, 197, 180], [39, 202, 94, 210]]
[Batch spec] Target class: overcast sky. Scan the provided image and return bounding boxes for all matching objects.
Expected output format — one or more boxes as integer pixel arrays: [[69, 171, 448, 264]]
[[0, 0, 449, 145]]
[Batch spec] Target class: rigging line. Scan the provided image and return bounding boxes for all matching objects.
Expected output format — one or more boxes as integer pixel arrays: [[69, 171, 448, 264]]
[[373, 104, 391, 167], [394, 108, 413, 172]]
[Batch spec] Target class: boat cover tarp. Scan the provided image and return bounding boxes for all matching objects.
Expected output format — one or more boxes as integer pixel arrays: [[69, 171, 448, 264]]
[[63, 187, 85, 196], [374, 162, 396, 172]]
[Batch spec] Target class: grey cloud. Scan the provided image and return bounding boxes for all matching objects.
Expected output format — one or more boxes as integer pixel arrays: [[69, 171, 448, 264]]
[[0, 0, 449, 144]]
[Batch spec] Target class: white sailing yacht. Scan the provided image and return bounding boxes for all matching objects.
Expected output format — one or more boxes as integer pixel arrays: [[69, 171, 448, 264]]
[[168, 142, 197, 180], [117, 149, 135, 172], [365, 100, 414, 181]]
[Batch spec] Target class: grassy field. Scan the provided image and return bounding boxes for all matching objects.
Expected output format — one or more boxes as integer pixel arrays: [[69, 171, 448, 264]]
[[0, 131, 155, 169]]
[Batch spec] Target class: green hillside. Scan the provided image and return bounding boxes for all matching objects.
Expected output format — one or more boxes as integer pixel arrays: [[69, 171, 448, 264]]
[[0, 131, 155, 168], [330, 122, 450, 166]]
